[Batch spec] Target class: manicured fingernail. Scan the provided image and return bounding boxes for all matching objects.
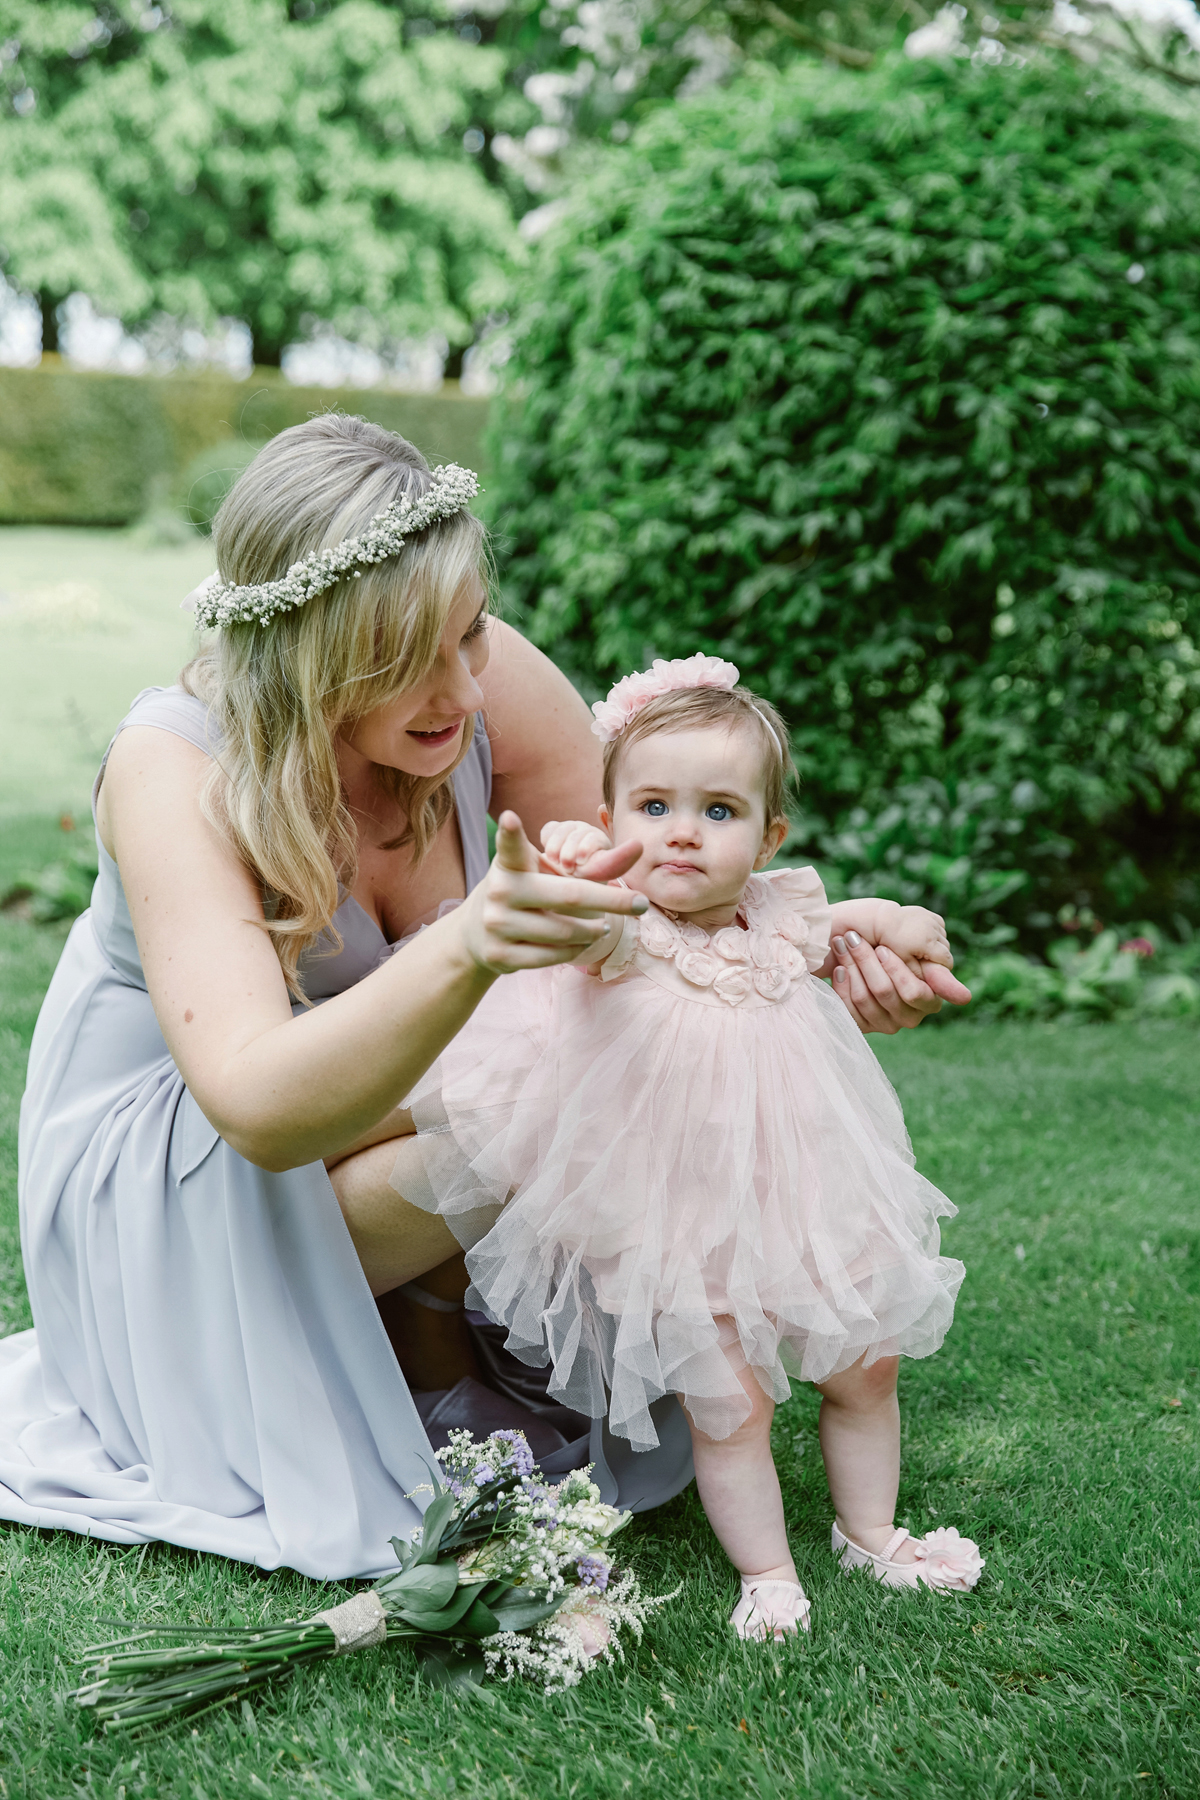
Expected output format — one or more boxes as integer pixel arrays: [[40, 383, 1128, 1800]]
[[876, 944, 889, 960], [834, 966, 847, 984], [833, 936, 846, 955], [845, 930, 862, 948], [632, 895, 649, 915]]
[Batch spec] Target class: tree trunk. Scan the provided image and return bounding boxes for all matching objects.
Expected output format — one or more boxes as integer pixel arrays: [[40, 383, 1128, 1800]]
[[39, 293, 60, 356], [250, 327, 283, 368]]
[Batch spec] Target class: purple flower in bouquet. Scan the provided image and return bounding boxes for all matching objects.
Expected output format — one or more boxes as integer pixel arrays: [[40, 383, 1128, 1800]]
[[575, 1554, 611, 1593]]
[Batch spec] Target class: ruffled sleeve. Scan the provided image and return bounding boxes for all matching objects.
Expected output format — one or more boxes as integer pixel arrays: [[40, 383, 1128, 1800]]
[[750, 867, 832, 974]]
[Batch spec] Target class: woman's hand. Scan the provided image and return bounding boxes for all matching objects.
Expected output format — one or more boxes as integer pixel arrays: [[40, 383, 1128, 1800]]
[[830, 932, 972, 1034], [460, 812, 646, 976]]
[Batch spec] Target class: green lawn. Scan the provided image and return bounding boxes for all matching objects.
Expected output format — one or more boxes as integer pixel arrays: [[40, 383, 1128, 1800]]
[[0, 811, 1197, 1799], [0, 527, 212, 818]]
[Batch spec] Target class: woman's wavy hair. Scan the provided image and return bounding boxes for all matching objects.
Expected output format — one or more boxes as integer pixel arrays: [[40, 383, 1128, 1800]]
[[182, 413, 488, 1000]]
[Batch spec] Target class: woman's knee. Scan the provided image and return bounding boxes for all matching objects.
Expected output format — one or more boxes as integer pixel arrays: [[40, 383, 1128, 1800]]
[[816, 1353, 900, 1411]]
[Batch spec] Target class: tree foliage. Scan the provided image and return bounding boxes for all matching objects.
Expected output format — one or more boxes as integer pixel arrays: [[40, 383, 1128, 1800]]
[[488, 53, 1200, 939], [0, 0, 516, 362]]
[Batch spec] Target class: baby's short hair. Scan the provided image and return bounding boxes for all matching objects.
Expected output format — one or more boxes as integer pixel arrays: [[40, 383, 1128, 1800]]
[[601, 684, 794, 824]]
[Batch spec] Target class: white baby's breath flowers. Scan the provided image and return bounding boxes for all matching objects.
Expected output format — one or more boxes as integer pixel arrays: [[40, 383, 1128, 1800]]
[[191, 462, 480, 630]]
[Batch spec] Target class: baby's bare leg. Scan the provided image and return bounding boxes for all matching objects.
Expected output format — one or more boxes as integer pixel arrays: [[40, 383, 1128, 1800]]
[[813, 1353, 916, 1563], [682, 1355, 797, 1585]]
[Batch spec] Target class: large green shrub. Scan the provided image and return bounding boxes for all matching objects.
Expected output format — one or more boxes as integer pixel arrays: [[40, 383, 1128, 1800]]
[[488, 54, 1200, 941]]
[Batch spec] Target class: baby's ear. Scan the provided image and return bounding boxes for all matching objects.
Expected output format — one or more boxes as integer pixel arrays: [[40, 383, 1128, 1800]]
[[598, 804, 613, 835], [754, 817, 789, 869]]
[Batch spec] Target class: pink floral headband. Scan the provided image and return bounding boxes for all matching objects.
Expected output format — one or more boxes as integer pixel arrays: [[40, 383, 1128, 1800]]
[[590, 653, 784, 756]]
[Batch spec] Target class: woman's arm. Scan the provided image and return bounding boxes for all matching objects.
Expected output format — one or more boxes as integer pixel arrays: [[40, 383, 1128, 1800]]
[[481, 621, 605, 839], [101, 727, 643, 1173]]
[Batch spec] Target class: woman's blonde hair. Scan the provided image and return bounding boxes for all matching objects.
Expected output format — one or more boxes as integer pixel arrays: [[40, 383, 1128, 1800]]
[[601, 685, 794, 825], [182, 413, 488, 999]]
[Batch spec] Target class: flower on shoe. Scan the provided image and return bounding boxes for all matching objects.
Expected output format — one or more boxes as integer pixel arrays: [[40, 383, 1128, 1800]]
[[913, 1526, 984, 1591], [677, 949, 720, 988], [711, 926, 750, 963], [753, 965, 792, 1002], [713, 965, 754, 1005], [637, 912, 678, 959]]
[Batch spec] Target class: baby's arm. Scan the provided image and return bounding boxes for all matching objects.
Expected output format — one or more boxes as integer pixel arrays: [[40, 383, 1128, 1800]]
[[825, 898, 952, 979]]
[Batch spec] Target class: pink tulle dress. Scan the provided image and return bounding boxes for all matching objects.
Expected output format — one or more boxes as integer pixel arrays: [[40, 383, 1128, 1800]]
[[403, 868, 964, 1452]]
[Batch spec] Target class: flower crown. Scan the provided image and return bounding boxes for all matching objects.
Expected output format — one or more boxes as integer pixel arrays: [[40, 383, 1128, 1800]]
[[590, 653, 783, 755], [186, 462, 480, 630]]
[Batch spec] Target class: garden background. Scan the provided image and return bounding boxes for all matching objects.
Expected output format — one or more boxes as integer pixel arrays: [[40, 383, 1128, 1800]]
[[1, 3, 1197, 1796]]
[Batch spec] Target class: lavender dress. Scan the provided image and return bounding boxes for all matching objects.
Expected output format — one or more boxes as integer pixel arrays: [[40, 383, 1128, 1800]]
[[0, 687, 692, 1579]]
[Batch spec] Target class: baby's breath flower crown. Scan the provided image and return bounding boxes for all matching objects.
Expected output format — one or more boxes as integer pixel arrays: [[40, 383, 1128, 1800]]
[[190, 463, 480, 630]]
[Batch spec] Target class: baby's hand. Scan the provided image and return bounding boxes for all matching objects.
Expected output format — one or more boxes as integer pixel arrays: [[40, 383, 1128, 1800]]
[[880, 905, 953, 975], [539, 819, 614, 876]]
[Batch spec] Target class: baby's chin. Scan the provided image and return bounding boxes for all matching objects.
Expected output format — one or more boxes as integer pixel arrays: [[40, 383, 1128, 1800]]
[[637, 869, 731, 913]]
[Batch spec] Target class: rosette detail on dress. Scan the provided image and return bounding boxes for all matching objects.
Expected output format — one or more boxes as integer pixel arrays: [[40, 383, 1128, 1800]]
[[624, 868, 831, 1011]]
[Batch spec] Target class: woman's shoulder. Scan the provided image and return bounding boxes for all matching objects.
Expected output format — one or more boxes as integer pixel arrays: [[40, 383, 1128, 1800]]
[[116, 685, 223, 757]]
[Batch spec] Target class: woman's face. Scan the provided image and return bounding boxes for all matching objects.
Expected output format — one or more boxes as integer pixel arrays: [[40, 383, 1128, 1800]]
[[340, 579, 490, 777]]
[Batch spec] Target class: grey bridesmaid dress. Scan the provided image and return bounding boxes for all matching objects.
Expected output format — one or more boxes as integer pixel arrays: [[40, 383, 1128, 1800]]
[[0, 687, 692, 1579]]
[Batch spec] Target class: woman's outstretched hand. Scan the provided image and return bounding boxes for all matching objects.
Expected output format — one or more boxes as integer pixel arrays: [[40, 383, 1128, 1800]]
[[461, 811, 647, 976], [830, 934, 972, 1035]]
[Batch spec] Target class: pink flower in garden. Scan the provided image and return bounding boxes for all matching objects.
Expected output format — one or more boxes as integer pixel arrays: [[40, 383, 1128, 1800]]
[[637, 913, 678, 959], [1119, 937, 1155, 959], [713, 966, 754, 1006], [589, 654, 741, 741], [711, 926, 750, 963], [677, 949, 720, 988]]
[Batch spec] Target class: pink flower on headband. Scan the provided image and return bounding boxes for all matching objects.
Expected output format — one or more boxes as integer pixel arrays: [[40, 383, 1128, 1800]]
[[590, 654, 740, 742]]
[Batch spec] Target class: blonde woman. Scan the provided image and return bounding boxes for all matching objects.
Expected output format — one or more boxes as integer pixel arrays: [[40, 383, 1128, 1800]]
[[0, 417, 959, 1580]]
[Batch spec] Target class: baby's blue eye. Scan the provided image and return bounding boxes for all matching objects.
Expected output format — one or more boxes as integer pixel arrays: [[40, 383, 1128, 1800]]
[[705, 804, 731, 821], [643, 800, 668, 817]]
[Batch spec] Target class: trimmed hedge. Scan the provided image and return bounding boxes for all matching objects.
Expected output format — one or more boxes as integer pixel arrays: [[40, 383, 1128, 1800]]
[[488, 53, 1200, 943], [0, 361, 490, 525]]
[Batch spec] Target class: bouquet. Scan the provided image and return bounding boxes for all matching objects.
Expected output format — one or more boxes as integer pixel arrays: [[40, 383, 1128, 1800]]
[[71, 1430, 673, 1731]]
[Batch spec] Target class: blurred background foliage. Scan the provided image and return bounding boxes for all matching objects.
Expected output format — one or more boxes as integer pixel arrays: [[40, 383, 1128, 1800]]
[[485, 51, 1200, 961], [3, 0, 1200, 1008]]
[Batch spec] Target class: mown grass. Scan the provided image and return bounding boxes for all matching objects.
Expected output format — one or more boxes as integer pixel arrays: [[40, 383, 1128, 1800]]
[[0, 527, 211, 817], [0, 813, 1196, 1799]]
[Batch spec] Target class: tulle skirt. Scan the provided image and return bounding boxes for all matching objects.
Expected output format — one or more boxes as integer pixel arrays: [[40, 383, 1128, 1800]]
[[404, 968, 963, 1451]]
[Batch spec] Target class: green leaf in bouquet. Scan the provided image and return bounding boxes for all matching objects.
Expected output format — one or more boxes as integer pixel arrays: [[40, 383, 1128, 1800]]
[[487, 1590, 565, 1633], [376, 1559, 459, 1613], [389, 1579, 489, 1634], [451, 1594, 502, 1641], [412, 1491, 458, 1566], [411, 1639, 488, 1692]]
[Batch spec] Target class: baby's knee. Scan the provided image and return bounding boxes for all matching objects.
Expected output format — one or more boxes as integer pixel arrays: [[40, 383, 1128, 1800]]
[[686, 1373, 775, 1450], [819, 1353, 900, 1411]]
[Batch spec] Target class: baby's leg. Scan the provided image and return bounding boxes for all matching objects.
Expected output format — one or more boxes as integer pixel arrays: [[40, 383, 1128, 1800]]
[[813, 1353, 916, 1564], [683, 1363, 797, 1586]]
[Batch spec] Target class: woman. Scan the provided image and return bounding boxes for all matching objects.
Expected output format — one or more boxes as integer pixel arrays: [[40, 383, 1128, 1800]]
[[0, 416, 963, 1580]]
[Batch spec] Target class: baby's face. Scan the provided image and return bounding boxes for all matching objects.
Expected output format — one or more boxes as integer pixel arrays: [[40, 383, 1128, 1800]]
[[603, 725, 784, 924]]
